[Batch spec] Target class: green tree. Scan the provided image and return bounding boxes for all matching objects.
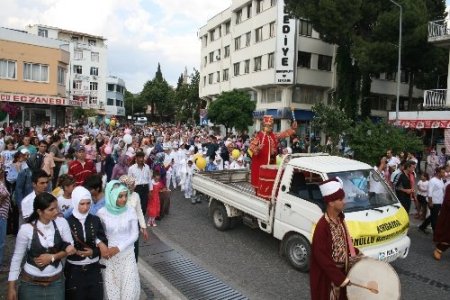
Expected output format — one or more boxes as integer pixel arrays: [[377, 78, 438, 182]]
[[173, 69, 202, 124], [124, 90, 146, 117], [208, 90, 256, 133], [311, 103, 352, 154], [140, 63, 175, 122], [346, 119, 423, 165]]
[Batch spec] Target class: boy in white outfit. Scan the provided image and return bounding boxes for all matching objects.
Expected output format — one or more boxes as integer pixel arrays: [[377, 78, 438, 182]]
[[180, 159, 198, 204]]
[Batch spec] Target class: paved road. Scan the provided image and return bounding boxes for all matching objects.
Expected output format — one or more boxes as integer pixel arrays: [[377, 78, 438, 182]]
[[151, 189, 450, 300]]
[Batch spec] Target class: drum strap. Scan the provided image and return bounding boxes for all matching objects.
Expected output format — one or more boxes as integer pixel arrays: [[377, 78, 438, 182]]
[[343, 221, 356, 257]]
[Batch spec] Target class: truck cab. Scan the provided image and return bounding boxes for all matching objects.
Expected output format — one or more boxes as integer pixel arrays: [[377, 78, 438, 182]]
[[273, 155, 410, 271]]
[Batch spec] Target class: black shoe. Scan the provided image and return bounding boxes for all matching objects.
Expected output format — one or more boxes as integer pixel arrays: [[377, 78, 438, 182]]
[[418, 227, 429, 234]]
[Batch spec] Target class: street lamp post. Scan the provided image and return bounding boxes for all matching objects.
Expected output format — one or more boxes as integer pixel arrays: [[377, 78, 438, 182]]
[[390, 0, 402, 122]]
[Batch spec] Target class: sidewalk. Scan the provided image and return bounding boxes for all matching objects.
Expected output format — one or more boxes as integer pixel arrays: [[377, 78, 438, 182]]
[[0, 233, 182, 300]]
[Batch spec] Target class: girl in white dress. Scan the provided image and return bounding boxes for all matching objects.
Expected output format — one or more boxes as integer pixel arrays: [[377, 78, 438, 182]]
[[96, 180, 140, 300]]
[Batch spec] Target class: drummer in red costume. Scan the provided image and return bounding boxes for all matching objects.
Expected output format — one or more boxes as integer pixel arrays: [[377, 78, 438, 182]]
[[249, 115, 297, 191], [310, 178, 361, 300]]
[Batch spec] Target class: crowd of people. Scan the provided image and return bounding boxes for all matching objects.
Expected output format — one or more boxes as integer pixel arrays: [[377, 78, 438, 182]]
[[0, 120, 448, 299]]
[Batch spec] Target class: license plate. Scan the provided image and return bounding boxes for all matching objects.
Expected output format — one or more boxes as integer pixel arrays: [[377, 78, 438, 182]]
[[378, 248, 399, 262]]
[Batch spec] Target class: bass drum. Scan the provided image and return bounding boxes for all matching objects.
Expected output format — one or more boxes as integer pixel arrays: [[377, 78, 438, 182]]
[[347, 258, 400, 300]]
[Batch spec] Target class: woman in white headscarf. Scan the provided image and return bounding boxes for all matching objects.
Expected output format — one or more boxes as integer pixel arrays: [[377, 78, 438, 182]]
[[96, 180, 140, 300], [65, 186, 108, 300]]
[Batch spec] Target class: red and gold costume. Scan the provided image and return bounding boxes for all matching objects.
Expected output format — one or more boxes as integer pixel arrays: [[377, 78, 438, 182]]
[[249, 115, 295, 189]]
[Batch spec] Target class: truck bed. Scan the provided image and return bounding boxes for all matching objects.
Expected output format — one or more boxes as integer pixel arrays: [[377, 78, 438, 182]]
[[192, 170, 271, 223]]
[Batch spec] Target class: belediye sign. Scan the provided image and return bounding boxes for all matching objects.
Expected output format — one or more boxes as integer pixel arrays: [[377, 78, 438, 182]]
[[275, 0, 295, 84]]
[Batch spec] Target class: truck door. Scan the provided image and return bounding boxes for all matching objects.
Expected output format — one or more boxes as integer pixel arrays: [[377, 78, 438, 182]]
[[274, 166, 324, 239]]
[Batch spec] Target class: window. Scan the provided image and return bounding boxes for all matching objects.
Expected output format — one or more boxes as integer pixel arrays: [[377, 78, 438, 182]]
[[293, 86, 323, 104], [254, 56, 262, 71], [224, 45, 230, 58], [245, 31, 251, 46], [107, 98, 114, 106], [216, 49, 221, 60], [208, 73, 214, 84], [400, 70, 409, 83], [90, 82, 98, 90], [108, 84, 115, 91], [0, 59, 16, 79], [88, 39, 96, 46], [297, 51, 311, 68], [210, 29, 215, 42], [90, 96, 98, 105], [256, 0, 263, 13], [223, 69, 229, 81], [225, 21, 231, 34], [216, 71, 221, 82], [236, 9, 242, 24], [73, 80, 82, 90], [90, 67, 99, 76], [57, 66, 65, 85], [318, 55, 332, 71], [116, 99, 122, 107], [271, 0, 277, 7], [269, 22, 276, 38], [268, 52, 274, 69], [203, 76, 206, 86], [244, 59, 250, 74], [73, 65, 82, 74], [247, 4, 252, 18], [299, 19, 312, 37], [385, 72, 395, 81], [23, 63, 48, 82], [91, 52, 99, 62], [203, 34, 208, 47], [71, 36, 79, 41], [235, 36, 241, 50], [261, 87, 282, 103], [204, 56, 207, 67], [255, 27, 263, 43], [38, 28, 48, 38], [234, 62, 240, 76], [74, 50, 83, 60], [209, 52, 214, 63]]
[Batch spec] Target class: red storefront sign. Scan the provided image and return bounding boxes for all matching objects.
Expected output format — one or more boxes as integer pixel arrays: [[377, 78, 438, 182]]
[[393, 120, 450, 129], [0, 93, 66, 106]]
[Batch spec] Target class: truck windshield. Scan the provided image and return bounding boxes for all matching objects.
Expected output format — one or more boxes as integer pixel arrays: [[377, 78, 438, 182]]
[[327, 169, 398, 213]]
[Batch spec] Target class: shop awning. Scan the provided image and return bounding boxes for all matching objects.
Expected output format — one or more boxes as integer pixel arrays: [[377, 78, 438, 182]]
[[394, 120, 450, 129]]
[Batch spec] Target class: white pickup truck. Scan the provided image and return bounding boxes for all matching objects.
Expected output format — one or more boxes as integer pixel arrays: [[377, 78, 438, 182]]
[[192, 153, 411, 272]]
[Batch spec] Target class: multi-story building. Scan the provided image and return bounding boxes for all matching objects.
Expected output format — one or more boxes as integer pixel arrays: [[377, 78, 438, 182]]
[[106, 76, 126, 118], [26, 24, 125, 119], [199, 0, 422, 136], [0, 27, 79, 127], [389, 19, 450, 152]]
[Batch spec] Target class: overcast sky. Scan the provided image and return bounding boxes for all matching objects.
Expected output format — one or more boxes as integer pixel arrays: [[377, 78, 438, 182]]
[[1, 0, 230, 93]]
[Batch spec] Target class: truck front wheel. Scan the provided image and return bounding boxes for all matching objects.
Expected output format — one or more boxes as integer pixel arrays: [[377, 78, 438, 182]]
[[211, 204, 230, 231], [284, 234, 310, 272]]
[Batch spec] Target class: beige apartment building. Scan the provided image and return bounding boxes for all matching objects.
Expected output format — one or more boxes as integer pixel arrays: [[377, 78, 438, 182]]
[[0, 27, 78, 127]]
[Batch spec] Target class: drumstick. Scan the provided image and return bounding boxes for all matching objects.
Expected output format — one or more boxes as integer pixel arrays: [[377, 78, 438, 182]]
[[349, 281, 379, 294]]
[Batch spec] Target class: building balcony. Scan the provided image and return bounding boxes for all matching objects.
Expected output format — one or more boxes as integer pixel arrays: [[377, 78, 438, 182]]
[[428, 20, 450, 48], [423, 89, 449, 109]]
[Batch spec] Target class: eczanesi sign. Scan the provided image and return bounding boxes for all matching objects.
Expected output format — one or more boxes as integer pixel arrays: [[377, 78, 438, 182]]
[[1, 93, 65, 105]]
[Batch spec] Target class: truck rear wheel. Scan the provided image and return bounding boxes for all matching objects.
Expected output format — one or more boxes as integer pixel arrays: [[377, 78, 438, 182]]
[[211, 204, 230, 231], [284, 234, 310, 272]]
